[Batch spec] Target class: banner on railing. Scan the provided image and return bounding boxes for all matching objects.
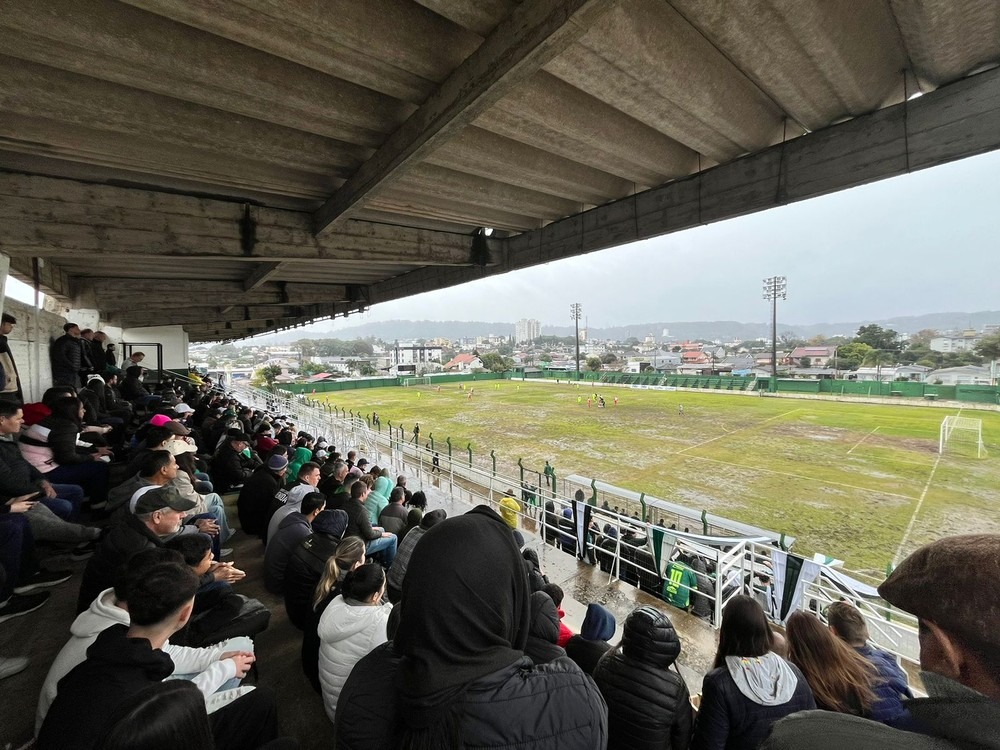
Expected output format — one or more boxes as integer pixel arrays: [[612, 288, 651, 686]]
[[771, 549, 822, 623]]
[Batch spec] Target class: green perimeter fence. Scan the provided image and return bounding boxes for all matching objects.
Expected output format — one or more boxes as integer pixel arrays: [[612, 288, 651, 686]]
[[276, 369, 999, 404]]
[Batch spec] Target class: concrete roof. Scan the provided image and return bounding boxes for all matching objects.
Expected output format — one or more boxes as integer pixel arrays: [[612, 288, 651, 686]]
[[2, 0, 1000, 340]]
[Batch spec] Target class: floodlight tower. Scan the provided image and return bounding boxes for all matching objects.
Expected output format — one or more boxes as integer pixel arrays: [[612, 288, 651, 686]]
[[571, 302, 582, 381], [762, 276, 787, 392]]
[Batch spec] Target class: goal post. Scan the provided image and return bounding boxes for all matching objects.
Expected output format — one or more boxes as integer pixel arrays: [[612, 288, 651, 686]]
[[939, 416, 986, 458], [402, 376, 432, 387]]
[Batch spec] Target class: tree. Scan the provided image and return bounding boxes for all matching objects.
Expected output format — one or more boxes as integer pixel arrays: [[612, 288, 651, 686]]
[[836, 342, 872, 370], [586, 356, 602, 372], [799, 356, 812, 369], [854, 324, 900, 351], [297, 361, 328, 377], [974, 331, 1000, 361], [908, 328, 938, 348], [252, 364, 282, 390], [479, 352, 513, 372], [539, 351, 553, 363], [600, 352, 617, 364], [862, 349, 896, 380]]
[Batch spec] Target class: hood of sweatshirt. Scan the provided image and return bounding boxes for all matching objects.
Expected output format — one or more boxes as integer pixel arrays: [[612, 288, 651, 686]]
[[580, 602, 616, 641], [71, 588, 129, 638], [85, 623, 174, 680], [726, 652, 798, 706]]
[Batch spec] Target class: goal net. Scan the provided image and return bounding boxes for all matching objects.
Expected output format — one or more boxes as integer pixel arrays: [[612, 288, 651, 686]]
[[402, 376, 432, 387], [939, 416, 986, 458]]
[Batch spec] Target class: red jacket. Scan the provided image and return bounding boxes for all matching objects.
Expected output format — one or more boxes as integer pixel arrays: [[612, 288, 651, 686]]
[[556, 607, 574, 648]]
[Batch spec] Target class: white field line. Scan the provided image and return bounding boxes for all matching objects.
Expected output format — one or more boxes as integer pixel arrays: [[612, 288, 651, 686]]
[[847, 426, 880, 455], [683, 453, 919, 502], [675, 408, 800, 455], [893, 452, 944, 565]]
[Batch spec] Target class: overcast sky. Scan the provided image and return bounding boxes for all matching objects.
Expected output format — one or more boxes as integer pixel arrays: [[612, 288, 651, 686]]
[[5, 149, 997, 333], [335, 148, 1000, 331]]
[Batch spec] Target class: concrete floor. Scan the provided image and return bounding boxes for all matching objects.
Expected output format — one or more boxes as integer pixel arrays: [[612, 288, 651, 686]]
[[0, 484, 720, 750]]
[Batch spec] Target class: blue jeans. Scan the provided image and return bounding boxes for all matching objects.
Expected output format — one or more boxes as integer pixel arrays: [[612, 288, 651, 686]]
[[45, 463, 109, 506], [365, 534, 397, 567], [49, 483, 85, 521], [40, 498, 73, 520]]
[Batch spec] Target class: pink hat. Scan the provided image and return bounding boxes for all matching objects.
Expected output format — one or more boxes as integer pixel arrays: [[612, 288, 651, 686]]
[[149, 414, 172, 427]]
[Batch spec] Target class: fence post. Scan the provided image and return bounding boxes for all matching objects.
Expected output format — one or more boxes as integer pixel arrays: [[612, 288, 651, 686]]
[[467, 443, 473, 468], [639, 492, 647, 521], [701, 509, 709, 536], [517, 458, 525, 486], [490, 450, 497, 476], [446, 437, 452, 461], [590, 478, 598, 505]]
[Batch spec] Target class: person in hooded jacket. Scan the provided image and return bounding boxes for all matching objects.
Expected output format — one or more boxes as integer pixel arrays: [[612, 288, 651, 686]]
[[524, 590, 566, 665], [362, 474, 392, 524], [334, 505, 607, 750], [692, 595, 814, 750], [565, 602, 616, 675], [283, 510, 349, 631], [317, 563, 391, 723], [301, 536, 365, 694], [236, 455, 288, 537], [593, 605, 693, 750]]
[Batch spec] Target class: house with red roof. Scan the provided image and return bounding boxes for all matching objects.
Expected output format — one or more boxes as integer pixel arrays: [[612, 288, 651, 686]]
[[443, 353, 483, 372]]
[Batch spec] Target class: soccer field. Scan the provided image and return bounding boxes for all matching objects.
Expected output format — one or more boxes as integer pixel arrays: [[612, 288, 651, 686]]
[[317, 380, 1000, 575]]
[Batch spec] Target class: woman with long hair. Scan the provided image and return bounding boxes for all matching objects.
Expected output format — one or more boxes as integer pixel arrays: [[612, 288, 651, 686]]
[[301, 537, 366, 693], [785, 611, 879, 716], [692, 595, 815, 750], [318, 563, 391, 723], [334, 505, 608, 749], [20, 396, 111, 511]]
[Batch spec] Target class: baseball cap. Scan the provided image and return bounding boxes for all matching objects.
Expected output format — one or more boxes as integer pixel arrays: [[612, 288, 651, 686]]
[[133, 485, 197, 515], [165, 439, 198, 456], [149, 414, 172, 427], [227, 430, 251, 442], [315, 449, 329, 460], [356, 458, 369, 467], [174, 403, 194, 414]]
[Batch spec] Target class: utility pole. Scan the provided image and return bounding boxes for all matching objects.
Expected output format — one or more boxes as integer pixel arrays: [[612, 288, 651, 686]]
[[762, 276, 787, 392], [571, 302, 582, 381]]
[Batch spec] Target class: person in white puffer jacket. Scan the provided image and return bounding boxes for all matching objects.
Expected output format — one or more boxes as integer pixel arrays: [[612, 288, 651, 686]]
[[317, 562, 391, 723], [36, 549, 255, 735]]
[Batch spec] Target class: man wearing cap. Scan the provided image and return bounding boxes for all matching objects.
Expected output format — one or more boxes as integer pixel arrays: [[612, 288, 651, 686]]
[[210, 430, 257, 494], [77, 484, 197, 612], [763, 534, 1000, 750], [265, 462, 322, 545], [237, 453, 288, 536], [0, 312, 24, 403]]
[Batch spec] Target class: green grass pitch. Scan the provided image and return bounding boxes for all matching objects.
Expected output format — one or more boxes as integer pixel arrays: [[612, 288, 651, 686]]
[[316, 380, 1000, 575]]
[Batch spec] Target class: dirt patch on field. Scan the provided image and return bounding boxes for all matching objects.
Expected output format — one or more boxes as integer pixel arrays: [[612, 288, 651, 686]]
[[867, 434, 938, 455], [769, 424, 851, 442]]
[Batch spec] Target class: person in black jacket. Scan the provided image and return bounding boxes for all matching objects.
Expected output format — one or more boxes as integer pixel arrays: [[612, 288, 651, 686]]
[[210, 431, 256, 494], [40, 559, 285, 750], [565, 602, 616, 675], [524, 590, 566, 665], [236, 455, 288, 536], [334, 505, 607, 750], [49, 323, 84, 388], [593, 605, 693, 750], [342, 480, 396, 567], [283, 510, 349, 631], [692, 595, 814, 750]]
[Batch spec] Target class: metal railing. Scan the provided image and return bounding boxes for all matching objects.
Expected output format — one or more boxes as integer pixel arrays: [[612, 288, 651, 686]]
[[228, 380, 918, 665]]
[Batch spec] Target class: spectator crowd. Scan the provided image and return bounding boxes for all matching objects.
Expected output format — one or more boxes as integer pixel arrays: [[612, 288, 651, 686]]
[[0, 322, 996, 750]]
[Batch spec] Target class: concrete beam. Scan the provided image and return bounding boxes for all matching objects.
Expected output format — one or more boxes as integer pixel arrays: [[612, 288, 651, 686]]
[[243, 263, 283, 292], [369, 66, 1000, 305], [96, 281, 350, 310], [0, 176, 473, 265], [313, 0, 613, 232]]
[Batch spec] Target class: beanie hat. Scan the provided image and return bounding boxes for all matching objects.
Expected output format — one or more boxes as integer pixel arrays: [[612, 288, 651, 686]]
[[267, 454, 289, 471]]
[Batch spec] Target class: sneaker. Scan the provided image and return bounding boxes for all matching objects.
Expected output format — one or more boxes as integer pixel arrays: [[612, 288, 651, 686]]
[[0, 655, 30, 680], [0, 591, 50, 624], [13, 569, 72, 594]]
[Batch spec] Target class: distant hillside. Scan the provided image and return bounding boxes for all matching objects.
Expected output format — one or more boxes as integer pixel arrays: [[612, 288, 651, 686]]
[[246, 311, 1000, 345]]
